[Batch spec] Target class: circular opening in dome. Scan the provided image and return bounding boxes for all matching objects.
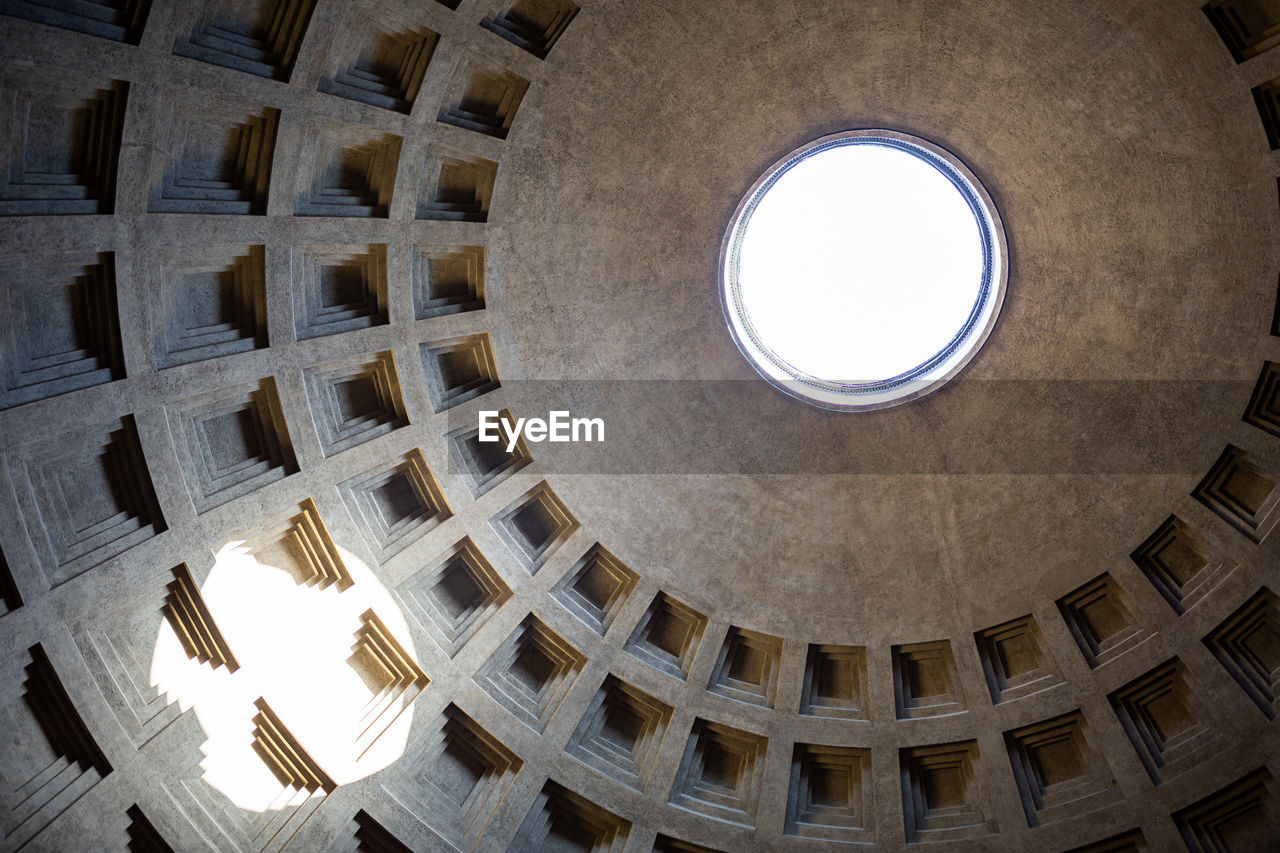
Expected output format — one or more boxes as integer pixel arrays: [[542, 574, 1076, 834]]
[[721, 129, 1008, 411]]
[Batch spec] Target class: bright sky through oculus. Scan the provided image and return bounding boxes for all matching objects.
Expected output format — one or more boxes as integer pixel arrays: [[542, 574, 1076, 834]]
[[736, 143, 984, 382]]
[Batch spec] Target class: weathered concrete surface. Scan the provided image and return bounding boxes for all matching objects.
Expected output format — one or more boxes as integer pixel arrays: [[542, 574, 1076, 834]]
[[0, 0, 1277, 849]]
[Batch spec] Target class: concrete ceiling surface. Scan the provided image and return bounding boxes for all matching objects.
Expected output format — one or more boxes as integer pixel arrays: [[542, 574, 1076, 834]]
[[0, 0, 1277, 850]]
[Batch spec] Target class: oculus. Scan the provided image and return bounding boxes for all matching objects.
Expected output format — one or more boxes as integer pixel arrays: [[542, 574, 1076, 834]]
[[720, 129, 1007, 410]]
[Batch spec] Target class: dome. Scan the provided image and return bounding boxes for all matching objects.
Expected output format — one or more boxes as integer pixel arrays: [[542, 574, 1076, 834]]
[[0, 0, 1278, 850]]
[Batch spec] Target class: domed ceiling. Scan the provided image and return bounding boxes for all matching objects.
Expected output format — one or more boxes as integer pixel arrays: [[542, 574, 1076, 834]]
[[0, 0, 1277, 850]]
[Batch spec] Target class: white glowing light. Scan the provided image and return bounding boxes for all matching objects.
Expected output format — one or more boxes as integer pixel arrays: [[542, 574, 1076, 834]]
[[721, 130, 1006, 410], [150, 541, 419, 811]]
